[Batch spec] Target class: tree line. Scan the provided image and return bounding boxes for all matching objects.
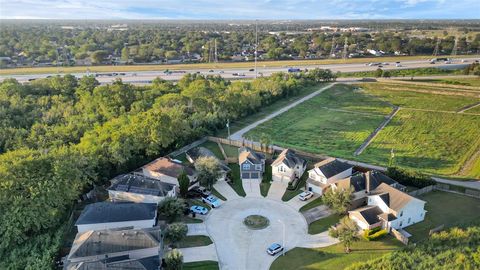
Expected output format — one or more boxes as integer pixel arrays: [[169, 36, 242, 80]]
[[0, 69, 335, 269]]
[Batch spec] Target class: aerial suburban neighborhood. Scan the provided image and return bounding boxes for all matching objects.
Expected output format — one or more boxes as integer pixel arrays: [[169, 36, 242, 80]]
[[1, 1, 480, 270]]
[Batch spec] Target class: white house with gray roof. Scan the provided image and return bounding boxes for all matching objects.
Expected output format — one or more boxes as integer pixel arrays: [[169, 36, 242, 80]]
[[75, 202, 157, 233], [271, 149, 307, 183], [306, 158, 353, 195]]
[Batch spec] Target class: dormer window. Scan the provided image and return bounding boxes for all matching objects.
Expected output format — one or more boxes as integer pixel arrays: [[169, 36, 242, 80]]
[[242, 163, 250, 170]]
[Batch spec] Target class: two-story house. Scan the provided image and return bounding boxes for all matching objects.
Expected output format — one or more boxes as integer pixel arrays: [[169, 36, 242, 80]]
[[271, 149, 307, 183], [238, 147, 265, 181], [306, 158, 353, 195], [330, 170, 405, 208], [349, 183, 426, 231]]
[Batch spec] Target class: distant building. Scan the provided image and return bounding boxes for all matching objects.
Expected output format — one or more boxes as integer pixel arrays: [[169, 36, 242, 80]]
[[271, 149, 307, 183], [108, 173, 176, 204], [142, 157, 197, 187], [306, 158, 353, 195], [64, 227, 162, 270], [75, 202, 157, 233]]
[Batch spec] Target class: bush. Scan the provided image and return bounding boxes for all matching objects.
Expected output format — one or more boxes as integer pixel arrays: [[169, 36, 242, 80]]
[[386, 167, 436, 188], [165, 223, 188, 246], [363, 227, 388, 241]]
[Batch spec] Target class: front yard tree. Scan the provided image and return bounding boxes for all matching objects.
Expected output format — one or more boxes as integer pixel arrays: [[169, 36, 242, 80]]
[[328, 216, 359, 253], [177, 170, 190, 198], [165, 223, 188, 247], [165, 249, 183, 270], [158, 197, 185, 223], [322, 186, 354, 214], [195, 156, 221, 190]]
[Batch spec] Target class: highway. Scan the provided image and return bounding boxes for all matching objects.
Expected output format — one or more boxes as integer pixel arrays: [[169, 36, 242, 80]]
[[1, 58, 478, 85]]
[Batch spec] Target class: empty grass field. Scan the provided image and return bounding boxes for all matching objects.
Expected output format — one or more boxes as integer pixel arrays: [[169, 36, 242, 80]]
[[270, 236, 403, 270], [246, 82, 480, 178], [245, 84, 391, 158], [408, 77, 480, 88], [406, 191, 480, 242]]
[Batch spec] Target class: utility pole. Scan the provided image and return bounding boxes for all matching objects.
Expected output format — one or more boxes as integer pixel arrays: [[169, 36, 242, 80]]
[[214, 38, 218, 63], [451, 36, 458, 57], [255, 20, 258, 79], [342, 37, 348, 60], [329, 36, 336, 59], [432, 38, 440, 57], [226, 119, 231, 139]]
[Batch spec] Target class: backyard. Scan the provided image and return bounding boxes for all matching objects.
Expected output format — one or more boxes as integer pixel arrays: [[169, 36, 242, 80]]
[[270, 236, 403, 270], [406, 191, 480, 242]]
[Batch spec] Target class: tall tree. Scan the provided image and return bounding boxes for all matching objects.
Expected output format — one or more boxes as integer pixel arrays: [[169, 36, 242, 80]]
[[328, 216, 359, 253], [177, 170, 190, 198], [322, 186, 354, 214], [194, 156, 221, 190]]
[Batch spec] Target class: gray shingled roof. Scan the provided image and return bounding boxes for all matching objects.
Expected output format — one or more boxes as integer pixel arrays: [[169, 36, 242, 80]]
[[357, 205, 383, 225], [69, 227, 161, 259], [272, 149, 306, 169], [238, 147, 265, 165], [76, 202, 157, 225], [108, 174, 175, 197], [186, 147, 231, 173], [67, 256, 160, 270], [314, 158, 353, 178]]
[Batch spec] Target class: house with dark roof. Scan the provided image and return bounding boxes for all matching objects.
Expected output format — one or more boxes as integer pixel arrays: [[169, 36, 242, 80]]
[[75, 202, 157, 233], [306, 158, 353, 195], [142, 157, 197, 187], [65, 227, 162, 270], [271, 149, 307, 183], [108, 173, 177, 204], [186, 146, 231, 181], [349, 183, 426, 231], [330, 170, 405, 208], [238, 147, 265, 181]]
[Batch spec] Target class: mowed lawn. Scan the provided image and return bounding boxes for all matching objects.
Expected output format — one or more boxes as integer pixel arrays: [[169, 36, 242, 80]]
[[270, 236, 403, 270], [361, 110, 480, 177], [245, 84, 391, 158], [406, 191, 480, 242]]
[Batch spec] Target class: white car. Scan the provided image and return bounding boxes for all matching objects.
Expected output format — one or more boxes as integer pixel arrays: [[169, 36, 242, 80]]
[[298, 191, 314, 201]]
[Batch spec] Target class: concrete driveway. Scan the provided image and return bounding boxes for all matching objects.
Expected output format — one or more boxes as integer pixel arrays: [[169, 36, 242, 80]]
[[302, 205, 332, 224], [242, 179, 261, 197], [205, 197, 335, 270], [214, 180, 242, 201], [266, 181, 288, 201], [180, 244, 218, 263]]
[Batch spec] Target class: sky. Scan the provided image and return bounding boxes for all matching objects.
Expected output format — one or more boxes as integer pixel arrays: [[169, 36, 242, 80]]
[[0, 0, 479, 20]]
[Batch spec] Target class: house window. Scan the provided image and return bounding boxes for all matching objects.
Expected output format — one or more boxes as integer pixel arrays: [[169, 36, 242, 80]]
[[408, 217, 411, 224], [399, 221, 403, 227], [242, 163, 250, 170], [255, 164, 262, 170], [400, 211, 403, 217]]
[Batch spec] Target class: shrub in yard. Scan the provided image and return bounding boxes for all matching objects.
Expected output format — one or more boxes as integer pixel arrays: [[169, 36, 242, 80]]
[[363, 227, 388, 241], [165, 249, 183, 270], [386, 167, 436, 188], [165, 223, 188, 246]]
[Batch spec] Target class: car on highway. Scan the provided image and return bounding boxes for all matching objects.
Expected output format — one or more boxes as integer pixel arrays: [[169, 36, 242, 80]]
[[445, 61, 452, 64], [232, 72, 239, 76], [396, 63, 402, 67], [219, 71, 224, 73], [267, 243, 284, 256], [190, 205, 208, 215], [298, 191, 314, 201], [249, 68, 255, 71], [209, 69, 214, 72], [202, 195, 221, 208]]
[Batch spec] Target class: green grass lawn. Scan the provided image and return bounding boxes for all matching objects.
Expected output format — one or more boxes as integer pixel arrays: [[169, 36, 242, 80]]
[[177, 235, 213, 248], [211, 187, 227, 201], [300, 197, 324, 212], [217, 85, 324, 137], [308, 214, 341, 234], [261, 165, 272, 197], [246, 84, 390, 158], [183, 261, 219, 270], [361, 83, 480, 111], [220, 144, 239, 158], [227, 164, 246, 197], [198, 141, 225, 160], [174, 152, 190, 163], [406, 191, 480, 242], [270, 236, 403, 270], [409, 77, 480, 88], [282, 171, 308, 201], [361, 110, 480, 177]]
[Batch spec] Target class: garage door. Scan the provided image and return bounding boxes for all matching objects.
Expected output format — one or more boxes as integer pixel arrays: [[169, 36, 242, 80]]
[[250, 172, 259, 179], [242, 172, 250, 179]]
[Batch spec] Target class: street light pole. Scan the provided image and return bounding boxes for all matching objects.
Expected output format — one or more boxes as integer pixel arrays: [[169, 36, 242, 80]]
[[278, 220, 285, 256]]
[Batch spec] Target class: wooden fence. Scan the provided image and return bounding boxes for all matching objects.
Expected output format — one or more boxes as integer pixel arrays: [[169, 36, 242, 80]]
[[408, 185, 434, 197], [168, 137, 208, 157], [434, 184, 480, 199], [391, 228, 409, 245]]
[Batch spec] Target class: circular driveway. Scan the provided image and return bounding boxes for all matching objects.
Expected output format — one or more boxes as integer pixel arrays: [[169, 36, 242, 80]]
[[206, 197, 308, 270]]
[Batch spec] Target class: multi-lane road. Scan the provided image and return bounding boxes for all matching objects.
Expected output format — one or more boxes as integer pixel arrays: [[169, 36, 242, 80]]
[[1, 58, 478, 85]]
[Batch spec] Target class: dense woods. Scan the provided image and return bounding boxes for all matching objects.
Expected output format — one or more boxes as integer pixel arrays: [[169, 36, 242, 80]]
[[0, 69, 335, 269], [347, 226, 480, 270]]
